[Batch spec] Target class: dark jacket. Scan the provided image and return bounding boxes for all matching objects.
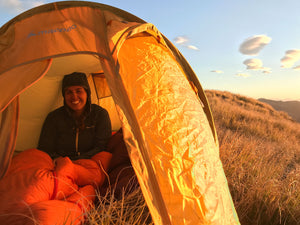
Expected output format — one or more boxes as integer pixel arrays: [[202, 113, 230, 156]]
[[38, 104, 111, 160]]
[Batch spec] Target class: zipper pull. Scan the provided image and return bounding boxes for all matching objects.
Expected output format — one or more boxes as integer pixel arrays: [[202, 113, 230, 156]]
[[76, 128, 80, 156]]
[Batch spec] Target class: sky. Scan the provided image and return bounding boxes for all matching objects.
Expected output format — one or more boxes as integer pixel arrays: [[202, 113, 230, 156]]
[[0, 0, 299, 101]]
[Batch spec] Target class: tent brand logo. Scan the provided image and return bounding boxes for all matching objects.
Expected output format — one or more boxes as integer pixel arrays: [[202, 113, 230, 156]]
[[27, 24, 77, 38]]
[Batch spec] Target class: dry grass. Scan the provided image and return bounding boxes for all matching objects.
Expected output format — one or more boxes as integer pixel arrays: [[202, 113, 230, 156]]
[[85, 89, 300, 225], [206, 90, 300, 225], [85, 181, 153, 225]]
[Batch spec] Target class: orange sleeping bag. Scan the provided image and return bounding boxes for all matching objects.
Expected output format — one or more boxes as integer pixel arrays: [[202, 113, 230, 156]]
[[0, 149, 112, 225]]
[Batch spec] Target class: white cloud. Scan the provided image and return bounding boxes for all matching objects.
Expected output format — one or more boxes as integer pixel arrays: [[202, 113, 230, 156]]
[[0, 0, 45, 13], [1, 0, 22, 11], [239, 35, 272, 56], [211, 70, 224, 73], [236, 73, 250, 78], [262, 70, 272, 74], [174, 36, 199, 51], [29, 1, 44, 7], [187, 45, 199, 50], [243, 58, 271, 73], [293, 65, 300, 71], [243, 58, 263, 70], [174, 36, 188, 44], [280, 49, 300, 68]]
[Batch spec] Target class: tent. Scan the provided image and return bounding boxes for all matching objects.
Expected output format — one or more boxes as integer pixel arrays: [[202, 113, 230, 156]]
[[0, 1, 240, 224]]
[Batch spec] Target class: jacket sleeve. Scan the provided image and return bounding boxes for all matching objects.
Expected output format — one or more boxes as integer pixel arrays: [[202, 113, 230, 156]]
[[37, 113, 60, 159], [78, 108, 112, 159]]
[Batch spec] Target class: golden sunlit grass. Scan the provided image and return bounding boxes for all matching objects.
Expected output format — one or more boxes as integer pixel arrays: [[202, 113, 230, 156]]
[[85, 185, 153, 225], [206, 90, 300, 225]]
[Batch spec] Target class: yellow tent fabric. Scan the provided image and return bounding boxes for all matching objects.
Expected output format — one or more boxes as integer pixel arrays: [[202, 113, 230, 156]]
[[0, 1, 240, 224]]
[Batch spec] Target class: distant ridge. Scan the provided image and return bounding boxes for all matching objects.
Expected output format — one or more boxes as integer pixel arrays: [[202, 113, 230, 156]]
[[258, 98, 300, 123]]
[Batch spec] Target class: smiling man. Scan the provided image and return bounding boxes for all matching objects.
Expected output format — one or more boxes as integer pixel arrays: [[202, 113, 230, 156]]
[[38, 72, 112, 160]]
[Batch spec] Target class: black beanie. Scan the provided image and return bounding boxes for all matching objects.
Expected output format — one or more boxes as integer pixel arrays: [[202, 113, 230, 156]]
[[62, 72, 91, 112], [62, 72, 90, 95]]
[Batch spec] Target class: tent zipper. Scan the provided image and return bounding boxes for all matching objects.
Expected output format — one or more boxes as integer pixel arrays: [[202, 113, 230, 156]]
[[75, 128, 80, 156]]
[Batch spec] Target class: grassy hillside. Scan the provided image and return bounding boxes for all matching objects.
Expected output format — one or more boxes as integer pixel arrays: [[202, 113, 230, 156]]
[[85, 89, 300, 225], [206, 90, 300, 225], [259, 98, 300, 123]]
